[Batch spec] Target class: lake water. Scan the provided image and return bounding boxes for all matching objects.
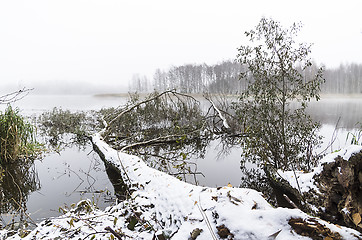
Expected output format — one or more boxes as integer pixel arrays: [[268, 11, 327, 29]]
[[1, 93, 361, 224]]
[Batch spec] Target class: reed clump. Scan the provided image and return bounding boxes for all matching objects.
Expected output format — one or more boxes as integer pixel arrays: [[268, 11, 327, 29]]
[[0, 105, 40, 164]]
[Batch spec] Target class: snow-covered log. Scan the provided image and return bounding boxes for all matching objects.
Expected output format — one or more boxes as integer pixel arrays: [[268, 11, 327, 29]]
[[2, 136, 361, 240]]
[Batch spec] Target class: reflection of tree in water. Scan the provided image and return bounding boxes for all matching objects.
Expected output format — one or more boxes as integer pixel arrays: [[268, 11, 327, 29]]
[[0, 159, 40, 228], [127, 137, 211, 185]]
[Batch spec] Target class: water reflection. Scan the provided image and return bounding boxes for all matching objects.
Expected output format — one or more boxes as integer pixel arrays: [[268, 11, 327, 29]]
[[103, 163, 128, 200], [0, 144, 118, 230], [25, 145, 116, 221], [307, 97, 362, 129], [0, 159, 40, 229], [127, 137, 211, 185]]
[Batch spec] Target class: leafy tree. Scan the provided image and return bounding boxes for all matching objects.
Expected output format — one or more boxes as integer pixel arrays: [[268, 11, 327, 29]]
[[237, 17, 324, 171]]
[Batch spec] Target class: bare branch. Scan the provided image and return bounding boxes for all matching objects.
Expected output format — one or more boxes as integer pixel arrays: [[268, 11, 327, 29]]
[[204, 95, 230, 130], [106, 89, 177, 130], [0, 88, 33, 104]]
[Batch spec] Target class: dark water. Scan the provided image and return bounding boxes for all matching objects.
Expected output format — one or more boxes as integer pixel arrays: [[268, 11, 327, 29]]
[[0, 145, 116, 226], [27, 146, 114, 219], [0, 95, 124, 225], [1, 94, 361, 224]]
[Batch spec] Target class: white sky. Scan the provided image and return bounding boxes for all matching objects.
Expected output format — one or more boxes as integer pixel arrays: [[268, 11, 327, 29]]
[[0, 0, 361, 92]]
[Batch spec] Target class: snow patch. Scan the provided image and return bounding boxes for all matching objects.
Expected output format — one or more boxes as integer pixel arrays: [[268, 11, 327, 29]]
[[278, 145, 362, 193]]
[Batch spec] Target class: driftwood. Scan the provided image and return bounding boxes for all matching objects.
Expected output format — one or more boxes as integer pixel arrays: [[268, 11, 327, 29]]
[[206, 97, 230, 130], [203, 94, 245, 136]]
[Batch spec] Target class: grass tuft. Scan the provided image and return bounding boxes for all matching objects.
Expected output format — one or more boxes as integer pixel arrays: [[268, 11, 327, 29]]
[[0, 105, 42, 164]]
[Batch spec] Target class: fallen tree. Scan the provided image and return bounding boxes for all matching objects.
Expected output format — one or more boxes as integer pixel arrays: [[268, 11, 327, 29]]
[[4, 134, 360, 239], [97, 90, 242, 184], [88, 135, 362, 239]]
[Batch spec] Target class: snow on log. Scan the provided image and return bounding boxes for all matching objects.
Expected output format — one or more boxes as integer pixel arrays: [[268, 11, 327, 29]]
[[208, 98, 230, 130], [2, 136, 361, 240]]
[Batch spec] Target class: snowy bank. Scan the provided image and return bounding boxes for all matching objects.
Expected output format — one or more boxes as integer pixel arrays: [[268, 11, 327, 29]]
[[278, 145, 362, 194], [1, 135, 361, 239]]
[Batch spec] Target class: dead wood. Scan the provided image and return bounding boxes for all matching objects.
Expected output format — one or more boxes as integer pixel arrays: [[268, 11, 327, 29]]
[[312, 150, 362, 232], [288, 217, 343, 240]]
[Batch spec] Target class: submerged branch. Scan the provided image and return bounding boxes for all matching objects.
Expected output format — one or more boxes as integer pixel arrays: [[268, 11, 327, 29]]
[[120, 124, 205, 152]]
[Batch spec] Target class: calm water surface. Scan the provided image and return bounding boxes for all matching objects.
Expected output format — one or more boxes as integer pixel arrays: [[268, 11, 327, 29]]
[[1, 94, 361, 223]]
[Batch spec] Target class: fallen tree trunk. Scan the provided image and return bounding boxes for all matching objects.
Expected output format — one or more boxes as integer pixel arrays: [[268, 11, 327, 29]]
[[88, 134, 361, 239], [4, 134, 360, 239]]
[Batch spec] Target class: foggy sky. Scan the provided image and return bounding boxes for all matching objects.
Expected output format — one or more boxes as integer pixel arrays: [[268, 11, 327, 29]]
[[0, 0, 361, 94]]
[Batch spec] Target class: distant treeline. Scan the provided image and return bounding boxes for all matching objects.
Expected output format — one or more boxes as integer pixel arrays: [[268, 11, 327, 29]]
[[322, 63, 362, 94], [129, 61, 362, 94]]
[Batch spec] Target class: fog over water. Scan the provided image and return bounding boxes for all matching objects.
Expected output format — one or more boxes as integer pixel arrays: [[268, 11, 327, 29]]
[[0, 80, 128, 96]]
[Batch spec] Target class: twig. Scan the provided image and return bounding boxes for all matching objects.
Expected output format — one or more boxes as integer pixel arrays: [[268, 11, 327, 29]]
[[0, 88, 33, 104], [290, 163, 302, 195], [82, 231, 109, 240], [9, 198, 37, 227], [169, 172, 205, 177], [283, 194, 299, 209], [197, 197, 217, 240], [105, 226, 123, 239], [65, 168, 85, 197], [318, 117, 341, 155], [120, 125, 204, 152]]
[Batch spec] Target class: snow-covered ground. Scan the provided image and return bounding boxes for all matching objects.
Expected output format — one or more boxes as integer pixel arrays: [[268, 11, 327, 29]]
[[1, 135, 361, 239]]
